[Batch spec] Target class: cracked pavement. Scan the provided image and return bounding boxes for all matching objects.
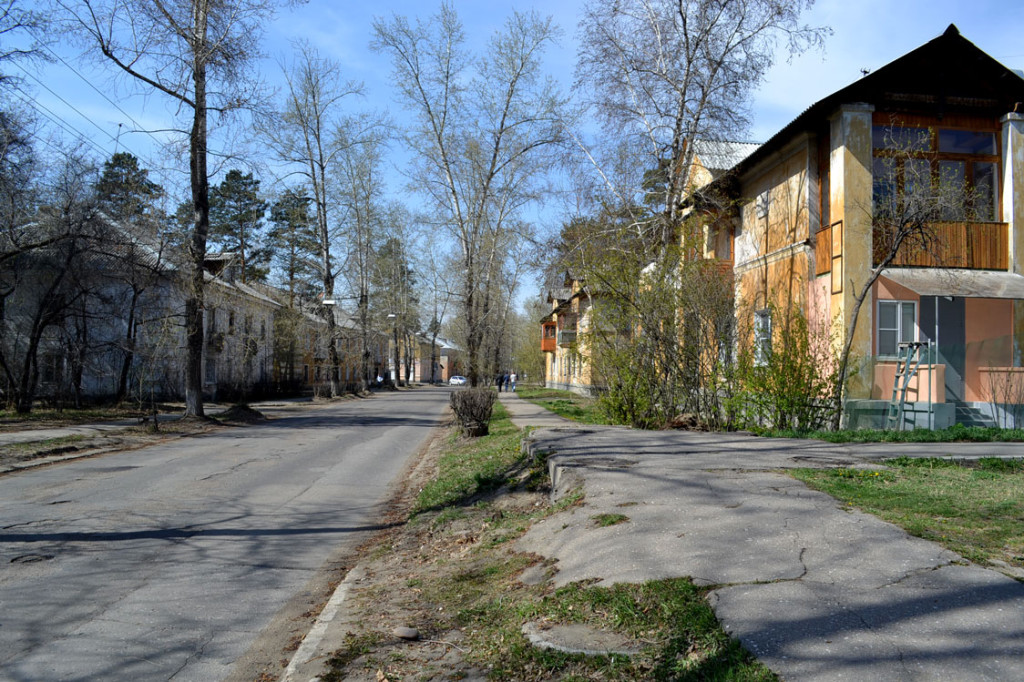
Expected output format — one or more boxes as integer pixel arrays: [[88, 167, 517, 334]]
[[0, 389, 450, 681], [508, 410, 1024, 681]]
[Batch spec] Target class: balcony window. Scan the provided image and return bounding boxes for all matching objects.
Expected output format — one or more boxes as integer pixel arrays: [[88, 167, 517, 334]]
[[872, 123, 1000, 223]]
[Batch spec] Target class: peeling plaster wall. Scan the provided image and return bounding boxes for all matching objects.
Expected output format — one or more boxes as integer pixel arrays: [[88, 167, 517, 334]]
[[733, 138, 814, 326], [830, 104, 875, 399]]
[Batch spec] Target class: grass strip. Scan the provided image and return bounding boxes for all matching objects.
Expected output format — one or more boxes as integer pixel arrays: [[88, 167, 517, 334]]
[[792, 457, 1024, 568], [326, 402, 778, 680], [759, 423, 1024, 443], [414, 401, 525, 513], [515, 387, 612, 425]]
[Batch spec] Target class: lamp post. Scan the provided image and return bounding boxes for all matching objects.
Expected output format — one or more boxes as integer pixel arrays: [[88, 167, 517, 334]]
[[387, 313, 400, 387]]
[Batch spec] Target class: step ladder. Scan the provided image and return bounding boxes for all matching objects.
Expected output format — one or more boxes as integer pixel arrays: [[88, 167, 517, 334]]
[[886, 342, 926, 431]]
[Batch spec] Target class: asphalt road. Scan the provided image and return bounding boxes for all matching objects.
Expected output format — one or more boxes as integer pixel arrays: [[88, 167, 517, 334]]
[[0, 388, 450, 681]]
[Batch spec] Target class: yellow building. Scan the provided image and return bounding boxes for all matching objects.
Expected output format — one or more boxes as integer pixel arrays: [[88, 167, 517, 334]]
[[700, 25, 1024, 428]]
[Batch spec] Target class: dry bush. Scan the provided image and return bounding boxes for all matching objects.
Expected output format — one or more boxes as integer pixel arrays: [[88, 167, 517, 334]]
[[450, 388, 497, 437]]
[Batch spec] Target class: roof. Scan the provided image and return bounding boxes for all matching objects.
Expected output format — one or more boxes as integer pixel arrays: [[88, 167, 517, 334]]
[[881, 268, 1024, 299], [691, 140, 760, 176], [547, 287, 572, 303], [720, 25, 1024, 183]]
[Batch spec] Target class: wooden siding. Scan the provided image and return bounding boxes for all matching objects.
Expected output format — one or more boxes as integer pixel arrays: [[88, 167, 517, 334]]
[[816, 225, 832, 275], [877, 222, 1008, 270]]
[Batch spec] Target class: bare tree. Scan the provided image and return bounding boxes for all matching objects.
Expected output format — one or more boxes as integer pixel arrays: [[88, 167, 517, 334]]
[[59, 0, 280, 417], [332, 114, 390, 390], [0, 149, 101, 412], [262, 44, 385, 395], [575, 0, 828, 242], [829, 125, 979, 428], [372, 4, 565, 387]]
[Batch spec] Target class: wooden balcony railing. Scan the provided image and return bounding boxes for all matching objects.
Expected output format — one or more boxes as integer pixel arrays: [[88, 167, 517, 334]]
[[876, 222, 1008, 270]]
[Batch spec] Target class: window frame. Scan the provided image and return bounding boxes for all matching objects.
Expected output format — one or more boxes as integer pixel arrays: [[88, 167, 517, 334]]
[[754, 309, 771, 366], [871, 119, 1001, 223], [877, 299, 917, 357]]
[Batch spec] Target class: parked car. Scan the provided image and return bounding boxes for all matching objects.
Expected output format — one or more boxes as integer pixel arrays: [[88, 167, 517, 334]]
[[448, 375, 467, 386]]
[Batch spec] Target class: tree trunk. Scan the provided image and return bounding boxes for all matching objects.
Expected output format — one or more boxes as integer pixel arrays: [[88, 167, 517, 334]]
[[184, 47, 210, 418], [116, 288, 140, 403]]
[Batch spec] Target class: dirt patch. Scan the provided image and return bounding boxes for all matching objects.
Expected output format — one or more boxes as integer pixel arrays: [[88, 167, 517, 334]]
[[311, 426, 552, 682], [217, 404, 268, 424], [0, 420, 220, 472]]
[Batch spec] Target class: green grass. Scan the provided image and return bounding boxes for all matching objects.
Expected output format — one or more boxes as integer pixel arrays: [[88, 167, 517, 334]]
[[403, 403, 774, 680], [0, 406, 147, 425], [592, 513, 630, 527], [792, 457, 1024, 567], [758, 423, 1024, 443], [515, 387, 613, 425], [451, 576, 776, 681], [414, 401, 527, 513]]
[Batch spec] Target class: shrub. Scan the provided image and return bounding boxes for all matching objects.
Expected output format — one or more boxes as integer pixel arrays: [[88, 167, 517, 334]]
[[450, 388, 497, 436]]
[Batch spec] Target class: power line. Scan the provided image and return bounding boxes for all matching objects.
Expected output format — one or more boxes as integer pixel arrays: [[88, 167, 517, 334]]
[[34, 42, 170, 151], [8, 86, 113, 159], [12, 60, 122, 147], [8, 85, 183, 193]]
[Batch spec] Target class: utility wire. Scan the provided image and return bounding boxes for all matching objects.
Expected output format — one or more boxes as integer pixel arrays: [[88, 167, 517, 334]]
[[33, 42, 170, 151]]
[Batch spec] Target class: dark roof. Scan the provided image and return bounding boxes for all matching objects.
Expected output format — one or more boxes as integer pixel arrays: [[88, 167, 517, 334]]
[[726, 25, 1024, 181]]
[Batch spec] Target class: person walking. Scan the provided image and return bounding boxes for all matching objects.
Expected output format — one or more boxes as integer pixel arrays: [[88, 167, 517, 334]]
[[510, 372, 517, 392], [496, 374, 503, 392]]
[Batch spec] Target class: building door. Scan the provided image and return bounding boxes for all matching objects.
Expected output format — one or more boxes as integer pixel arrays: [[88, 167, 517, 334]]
[[920, 296, 966, 402]]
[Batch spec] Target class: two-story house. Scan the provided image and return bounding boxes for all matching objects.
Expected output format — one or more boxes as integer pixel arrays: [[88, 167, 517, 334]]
[[700, 25, 1024, 428]]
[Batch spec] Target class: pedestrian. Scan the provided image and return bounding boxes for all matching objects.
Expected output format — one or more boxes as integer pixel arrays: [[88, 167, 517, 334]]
[[510, 372, 517, 392], [496, 374, 503, 392], [502, 373, 509, 392]]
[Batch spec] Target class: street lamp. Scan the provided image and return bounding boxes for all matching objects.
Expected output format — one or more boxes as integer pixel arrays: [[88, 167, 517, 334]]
[[387, 313, 400, 386]]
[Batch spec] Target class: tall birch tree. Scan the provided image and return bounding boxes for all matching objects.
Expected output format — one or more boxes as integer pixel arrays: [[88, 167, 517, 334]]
[[60, 0, 280, 416], [372, 4, 565, 387]]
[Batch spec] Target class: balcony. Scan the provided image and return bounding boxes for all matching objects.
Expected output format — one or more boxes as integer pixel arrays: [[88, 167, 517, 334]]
[[883, 222, 1008, 270], [541, 323, 557, 352], [557, 330, 577, 346], [818, 222, 1009, 275]]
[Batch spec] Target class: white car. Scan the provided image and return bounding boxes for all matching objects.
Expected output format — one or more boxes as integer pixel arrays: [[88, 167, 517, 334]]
[[448, 375, 467, 386]]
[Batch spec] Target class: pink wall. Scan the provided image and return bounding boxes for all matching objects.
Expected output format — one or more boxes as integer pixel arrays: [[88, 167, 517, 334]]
[[965, 298, 1014, 401], [873, 362, 945, 402]]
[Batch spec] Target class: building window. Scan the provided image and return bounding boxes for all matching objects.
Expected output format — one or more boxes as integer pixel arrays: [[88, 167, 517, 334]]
[[228, 311, 235, 335], [754, 309, 771, 366], [207, 308, 217, 334], [872, 124, 999, 222], [204, 359, 216, 384], [877, 300, 916, 356], [40, 353, 62, 384]]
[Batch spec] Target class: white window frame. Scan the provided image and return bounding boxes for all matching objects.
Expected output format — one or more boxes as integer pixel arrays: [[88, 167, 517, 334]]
[[754, 309, 772, 366], [877, 300, 917, 357]]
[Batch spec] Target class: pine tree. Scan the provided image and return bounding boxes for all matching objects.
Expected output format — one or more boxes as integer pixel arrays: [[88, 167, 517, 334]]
[[267, 188, 319, 303], [209, 169, 269, 283], [96, 152, 163, 224]]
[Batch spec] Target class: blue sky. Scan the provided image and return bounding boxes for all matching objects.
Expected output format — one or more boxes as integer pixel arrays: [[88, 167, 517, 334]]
[[17, 0, 1024, 214]]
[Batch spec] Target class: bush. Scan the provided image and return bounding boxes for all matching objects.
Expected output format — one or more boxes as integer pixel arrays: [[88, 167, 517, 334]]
[[731, 304, 840, 431], [450, 388, 497, 437]]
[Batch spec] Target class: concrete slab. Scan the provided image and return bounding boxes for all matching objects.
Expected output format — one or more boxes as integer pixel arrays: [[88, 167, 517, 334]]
[[516, 426, 1024, 681]]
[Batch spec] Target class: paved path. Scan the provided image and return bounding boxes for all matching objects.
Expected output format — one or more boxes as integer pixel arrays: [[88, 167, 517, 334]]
[[502, 393, 1024, 681]]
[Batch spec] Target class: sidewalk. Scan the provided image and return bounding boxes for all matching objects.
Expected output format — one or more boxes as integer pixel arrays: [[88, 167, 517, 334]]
[[502, 393, 1024, 681]]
